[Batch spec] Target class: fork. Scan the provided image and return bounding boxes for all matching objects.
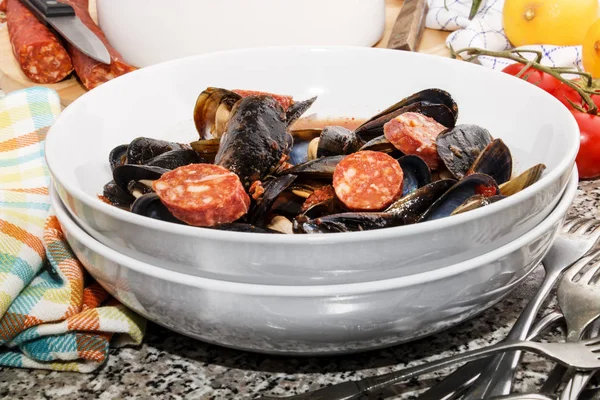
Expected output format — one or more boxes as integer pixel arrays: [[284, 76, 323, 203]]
[[417, 217, 600, 400], [539, 248, 600, 399], [257, 338, 600, 400]]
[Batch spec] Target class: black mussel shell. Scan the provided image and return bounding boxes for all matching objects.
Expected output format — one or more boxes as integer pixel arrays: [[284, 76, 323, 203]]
[[398, 155, 432, 196], [113, 164, 169, 192], [276, 155, 345, 178], [355, 101, 456, 142], [316, 126, 363, 157], [466, 138, 512, 185], [365, 88, 458, 124], [103, 180, 134, 209], [211, 223, 281, 234], [289, 128, 322, 142], [385, 179, 456, 224], [436, 124, 493, 179], [499, 164, 546, 196], [146, 149, 206, 170], [127, 180, 154, 199], [126, 137, 189, 166], [451, 194, 506, 215], [193, 87, 241, 140], [189, 138, 220, 163], [109, 144, 128, 171], [300, 185, 346, 219], [248, 174, 297, 226], [289, 140, 311, 165], [419, 173, 500, 222], [285, 97, 318, 127], [270, 191, 305, 218], [293, 213, 399, 234], [130, 193, 184, 224], [358, 135, 399, 154]]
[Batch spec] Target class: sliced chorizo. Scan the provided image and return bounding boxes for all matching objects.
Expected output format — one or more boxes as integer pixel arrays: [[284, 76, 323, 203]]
[[233, 89, 293, 111], [383, 112, 447, 170], [153, 164, 250, 227], [6, 0, 73, 83], [333, 151, 404, 211]]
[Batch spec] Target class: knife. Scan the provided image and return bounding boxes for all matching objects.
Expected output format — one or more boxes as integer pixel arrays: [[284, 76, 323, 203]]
[[19, 0, 111, 64], [387, 0, 428, 51]]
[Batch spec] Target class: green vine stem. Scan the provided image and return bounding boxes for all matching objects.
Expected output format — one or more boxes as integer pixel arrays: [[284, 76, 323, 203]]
[[469, 0, 484, 20], [452, 47, 600, 115]]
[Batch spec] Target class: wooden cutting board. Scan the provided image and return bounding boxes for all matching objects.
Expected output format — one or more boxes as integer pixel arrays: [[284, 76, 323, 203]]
[[0, 0, 450, 106]]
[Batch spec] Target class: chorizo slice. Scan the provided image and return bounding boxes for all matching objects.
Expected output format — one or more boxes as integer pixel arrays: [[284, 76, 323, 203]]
[[333, 151, 404, 211], [233, 89, 293, 111], [153, 164, 250, 227], [383, 112, 447, 170], [58, 0, 136, 89], [6, 0, 73, 84]]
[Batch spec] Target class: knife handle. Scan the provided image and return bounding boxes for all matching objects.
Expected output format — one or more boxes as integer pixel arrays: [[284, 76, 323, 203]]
[[27, 0, 75, 17]]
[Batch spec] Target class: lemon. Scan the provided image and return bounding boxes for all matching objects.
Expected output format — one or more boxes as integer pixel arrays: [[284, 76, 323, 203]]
[[584, 19, 600, 78], [503, 0, 599, 47]]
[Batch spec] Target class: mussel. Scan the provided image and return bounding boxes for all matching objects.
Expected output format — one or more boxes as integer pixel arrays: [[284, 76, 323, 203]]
[[109, 144, 128, 171], [189, 138, 221, 163], [286, 97, 318, 127], [300, 185, 346, 219], [193, 87, 241, 140], [419, 173, 500, 221], [451, 194, 506, 215], [146, 149, 206, 170], [127, 180, 154, 199], [248, 174, 297, 226], [316, 126, 363, 157], [276, 156, 345, 179], [112, 164, 169, 192], [130, 193, 184, 224], [215, 96, 298, 189], [102, 180, 134, 209], [126, 137, 190, 166], [398, 155, 432, 196], [294, 213, 399, 233], [436, 125, 493, 179], [211, 223, 281, 233], [499, 164, 546, 196], [385, 179, 456, 224], [467, 139, 512, 185]]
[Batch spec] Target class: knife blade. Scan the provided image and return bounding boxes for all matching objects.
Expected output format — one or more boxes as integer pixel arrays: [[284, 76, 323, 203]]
[[387, 0, 428, 52], [20, 0, 111, 64]]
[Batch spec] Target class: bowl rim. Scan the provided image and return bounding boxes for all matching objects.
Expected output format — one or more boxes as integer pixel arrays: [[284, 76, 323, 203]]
[[51, 166, 578, 297], [46, 45, 580, 245]]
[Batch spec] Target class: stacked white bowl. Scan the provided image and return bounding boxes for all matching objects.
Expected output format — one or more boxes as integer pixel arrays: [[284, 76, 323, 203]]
[[45, 47, 580, 354]]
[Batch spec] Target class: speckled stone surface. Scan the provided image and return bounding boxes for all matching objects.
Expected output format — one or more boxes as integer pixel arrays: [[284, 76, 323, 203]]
[[0, 181, 599, 399]]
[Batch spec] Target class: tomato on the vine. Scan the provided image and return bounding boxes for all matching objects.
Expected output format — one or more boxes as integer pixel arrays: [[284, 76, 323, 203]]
[[571, 110, 600, 179], [553, 81, 600, 112], [501, 63, 562, 94]]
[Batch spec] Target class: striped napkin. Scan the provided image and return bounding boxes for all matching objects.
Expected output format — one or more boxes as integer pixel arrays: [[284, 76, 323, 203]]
[[0, 87, 145, 373], [425, 0, 583, 71]]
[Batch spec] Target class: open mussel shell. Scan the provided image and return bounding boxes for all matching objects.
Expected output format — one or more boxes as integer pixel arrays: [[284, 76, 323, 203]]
[[285, 96, 318, 127], [385, 179, 456, 224], [109, 144, 128, 171], [276, 155, 345, 179], [193, 87, 241, 140], [102, 180, 134, 209], [355, 101, 456, 142], [369, 88, 458, 122], [189, 138, 220, 163], [467, 139, 512, 185], [146, 149, 206, 170], [113, 164, 169, 192], [293, 213, 399, 234], [248, 174, 297, 226], [126, 137, 190, 166], [398, 155, 432, 196], [436, 124, 493, 179], [211, 223, 281, 234], [127, 180, 154, 199], [316, 126, 363, 158], [358, 135, 397, 154], [499, 164, 546, 196], [419, 173, 500, 222], [451, 194, 506, 215], [299, 185, 346, 219], [130, 193, 184, 224], [289, 140, 311, 165]]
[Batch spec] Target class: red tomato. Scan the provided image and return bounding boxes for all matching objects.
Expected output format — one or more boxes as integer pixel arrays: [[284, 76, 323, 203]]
[[501, 63, 562, 94], [553, 81, 600, 112], [572, 110, 600, 179]]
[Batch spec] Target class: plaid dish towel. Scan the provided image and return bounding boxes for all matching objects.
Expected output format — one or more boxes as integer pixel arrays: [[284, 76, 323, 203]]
[[0, 87, 146, 373], [425, 0, 583, 71]]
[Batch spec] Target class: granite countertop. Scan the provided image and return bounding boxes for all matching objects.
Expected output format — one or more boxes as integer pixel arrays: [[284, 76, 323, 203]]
[[0, 180, 598, 399]]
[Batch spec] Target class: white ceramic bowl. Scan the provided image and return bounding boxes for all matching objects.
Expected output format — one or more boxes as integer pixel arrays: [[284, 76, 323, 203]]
[[45, 47, 579, 285], [95, 0, 386, 67], [52, 168, 577, 354]]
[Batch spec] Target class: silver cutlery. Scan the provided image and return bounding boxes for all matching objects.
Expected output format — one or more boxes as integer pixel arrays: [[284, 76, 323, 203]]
[[417, 217, 600, 400], [486, 395, 557, 400], [257, 337, 600, 400], [539, 248, 600, 399]]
